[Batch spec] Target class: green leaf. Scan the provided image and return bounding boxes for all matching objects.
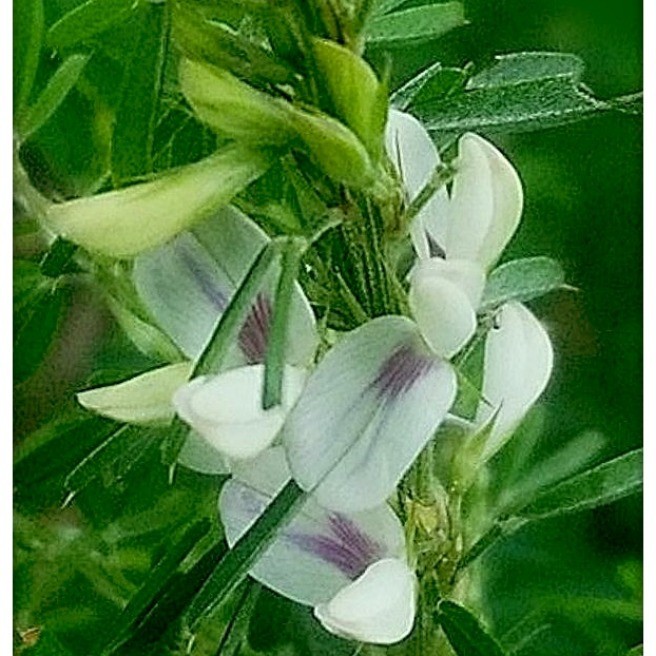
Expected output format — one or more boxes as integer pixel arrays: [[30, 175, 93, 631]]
[[517, 448, 643, 520], [412, 52, 617, 137], [481, 257, 566, 309], [14, 0, 44, 115], [263, 238, 306, 409], [185, 480, 305, 629], [106, 519, 211, 648], [418, 77, 605, 137], [626, 646, 643, 656], [467, 52, 585, 88], [14, 282, 70, 383], [14, 416, 118, 490], [111, 1, 170, 185], [18, 54, 91, 140], [437, 601, 506, 656], [64, 424, 163, 496], [373, 0, 409, 16], [193, 240, 279, 377], [498, 430, 607, 512], [46, 0, 137, 50], [366, 3, 466, 46], [392, 62, 467, 111], [40, 237, 79, 278]]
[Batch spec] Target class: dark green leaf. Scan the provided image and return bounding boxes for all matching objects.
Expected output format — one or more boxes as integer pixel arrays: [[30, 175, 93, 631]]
[[107, 519, 211, 648], [517, 448, 643, 519], [468, 52, 585, 88], [172, 4, 296, 85], [185, 480, 305, 628], [366, 3, 465, 46], [14, 415, 118, 490], [65, 424, 163, 496], [18, 54, 91, 140], [14, 283, 69, 383], [499, 431, 606, 512], [438, 600, 506, 656], [416, 76, 606, 138], [14, 0, 44, 114], [111, 1, 170, 185], [194, 241, 279, 377], [392, 62, 467, 110], [216, 581, 260, 656], [46, 0, 136, 50], [263, 238, 306, 409], [481, 257, 566, 309], [373, 0, 409, 16], [40, 237, 79, 278]]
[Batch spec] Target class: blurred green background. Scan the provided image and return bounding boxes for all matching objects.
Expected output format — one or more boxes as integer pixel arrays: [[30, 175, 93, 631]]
[[14, 0, 642, 654]]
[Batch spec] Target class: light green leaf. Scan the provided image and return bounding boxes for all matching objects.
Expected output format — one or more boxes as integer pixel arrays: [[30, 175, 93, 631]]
[[18, 54, 91, 140], [14, 0, 44, 114], [467, 52, 585, 88], [47, 0, 137, 50], [517, 448, 642, 519], [437, 601, 506, 656], [366, 3, 466, 46], [111, 1, 170, 185], [481, 257, 566, 309]]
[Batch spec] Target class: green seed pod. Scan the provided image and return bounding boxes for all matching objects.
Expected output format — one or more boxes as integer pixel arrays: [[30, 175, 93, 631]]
[[179, 58, 295, 145], [45, 146, 271, 258], [292, 111, 375, 189]]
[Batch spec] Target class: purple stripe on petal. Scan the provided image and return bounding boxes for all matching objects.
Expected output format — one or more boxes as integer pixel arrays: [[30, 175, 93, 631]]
[[372, 345, 435, 400], [286, 512, 383, 580], [239, 293, 273, 363], [176, 242, 228, 310]]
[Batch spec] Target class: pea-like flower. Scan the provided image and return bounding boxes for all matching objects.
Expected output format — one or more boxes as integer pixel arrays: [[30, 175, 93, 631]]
[[386, 110, 553, 458], [220, 447, 417, 644]]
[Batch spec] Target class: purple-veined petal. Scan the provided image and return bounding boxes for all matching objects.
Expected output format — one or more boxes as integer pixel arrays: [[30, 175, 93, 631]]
[[219, 447, 406, 606], [77, 362, 193, 424], [283, 317, 457, 512], [314, 558, 416, 644], [385, 109, 450, 259], [173, 365, 307, 460], [133, 206, 318, 366], [477, 302, 553, 460], [447, 133, 523, 269]]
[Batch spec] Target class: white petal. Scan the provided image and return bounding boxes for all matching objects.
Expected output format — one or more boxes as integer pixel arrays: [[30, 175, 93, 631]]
[[446, 133, 523, 268], [477, 302, 553, 460], [283, 317, 457, 512], [77, 362, 192, 424], [134, 206, 318, 365], [385, 109, 450, 259], [174, 365, 307, 460], [314, 558, 416, 644], [219, 447, 406, 606], [409, 259, 484, 358]]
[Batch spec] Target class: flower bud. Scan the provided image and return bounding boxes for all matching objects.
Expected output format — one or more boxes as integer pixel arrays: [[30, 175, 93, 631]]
[[44, 146, 271, 258], [179, 58, 295, 145]]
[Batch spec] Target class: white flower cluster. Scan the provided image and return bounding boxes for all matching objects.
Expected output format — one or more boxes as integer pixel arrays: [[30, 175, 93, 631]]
[[77, 111, 553, 645]]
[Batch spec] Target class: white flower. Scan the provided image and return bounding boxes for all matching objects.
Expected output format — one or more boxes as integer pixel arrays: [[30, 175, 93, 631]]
[[173, 365, 307, 460], [220, 447, 417, 644], [76, 207, 318, 467], [386, 110, 553, 456]]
